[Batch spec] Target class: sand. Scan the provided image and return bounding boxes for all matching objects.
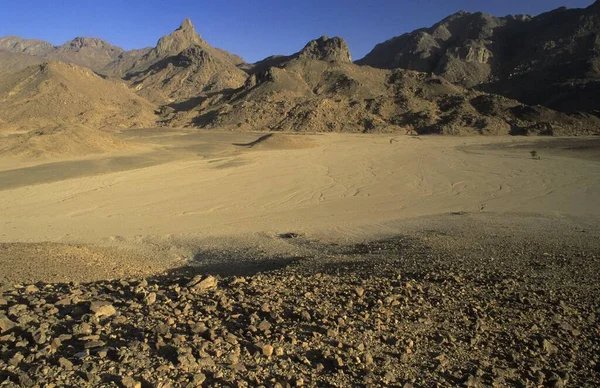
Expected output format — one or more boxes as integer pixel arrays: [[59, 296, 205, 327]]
[[0, 130, 599, 282]]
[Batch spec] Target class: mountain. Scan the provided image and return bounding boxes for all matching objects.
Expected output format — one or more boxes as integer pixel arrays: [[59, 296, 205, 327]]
[[0, 35, 125, 72], [0, 36, 55, 56], [164, 36, 600, 135], [101, 47, 153, 77], [245, 36, 352, 74], [0, 37, 51, 73], [356, 2, 600, 115], [0, 62, 156, 134], [114, 19, 248, 104], [49, 37, 125, 71], [0, 51, 45, 74]]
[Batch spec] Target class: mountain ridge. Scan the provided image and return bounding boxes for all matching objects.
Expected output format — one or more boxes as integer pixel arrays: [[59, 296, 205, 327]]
[[163, 35, 600, 135], [356, 2, 600, 115]]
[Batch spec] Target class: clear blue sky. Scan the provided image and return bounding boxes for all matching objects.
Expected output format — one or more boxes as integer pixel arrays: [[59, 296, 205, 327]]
[[0, 0, 595, 62]]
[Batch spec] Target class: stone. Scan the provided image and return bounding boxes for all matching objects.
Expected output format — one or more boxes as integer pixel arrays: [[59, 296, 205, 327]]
[[178, 352, 198, 371], [58, 357, 73, 370], [84, 340, 106, 349], [0, 315, 16, 333], [145, 292, 157, 305], [383, 371, 396, 384], [465, 375, 482, 387], [301, 311, 311, 322], [258, 319, 272, 332], [543, 339, 558, 354], [24, 285, 39, 293], [262, 344, 274, 357], [73, 322, 93, 336], [89, 301, 117, 318], [121, 376, 142, 388], [192, 373, 206, 385], [187, 275, 218, 292], [9, 352, 24, 366], [54, 297, 72, 306]]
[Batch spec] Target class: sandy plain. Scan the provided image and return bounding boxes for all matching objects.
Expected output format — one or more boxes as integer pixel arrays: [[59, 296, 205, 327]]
[[0, 130, 599, 283]]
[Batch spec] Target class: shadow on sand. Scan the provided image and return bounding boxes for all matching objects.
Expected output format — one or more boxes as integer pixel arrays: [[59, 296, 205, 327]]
[[232, 133, 273, 147]]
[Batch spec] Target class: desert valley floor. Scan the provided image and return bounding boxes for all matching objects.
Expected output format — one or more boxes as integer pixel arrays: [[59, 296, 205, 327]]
[[1, 131, 599, 250], [1, 131, 599, 386]]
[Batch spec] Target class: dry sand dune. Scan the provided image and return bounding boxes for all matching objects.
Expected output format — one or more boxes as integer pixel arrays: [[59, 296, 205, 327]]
[[1, 132, 598, 246]]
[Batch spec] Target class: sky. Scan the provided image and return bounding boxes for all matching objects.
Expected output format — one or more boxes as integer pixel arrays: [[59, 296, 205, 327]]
[[0, 0, 595, 63]]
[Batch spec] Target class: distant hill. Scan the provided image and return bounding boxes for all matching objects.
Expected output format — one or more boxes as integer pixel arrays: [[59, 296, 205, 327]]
[[164, 36, 600, 135], [0, 36, 126, 72], [0, 62, 156, 134], [356, 2, 600, 115], [0, 36, 55, 56]]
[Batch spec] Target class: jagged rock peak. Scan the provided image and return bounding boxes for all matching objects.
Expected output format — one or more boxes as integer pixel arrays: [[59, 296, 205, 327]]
[[155, 18, 204, 56], [179, 18, 195, 31], [298, 36, 352, 62]]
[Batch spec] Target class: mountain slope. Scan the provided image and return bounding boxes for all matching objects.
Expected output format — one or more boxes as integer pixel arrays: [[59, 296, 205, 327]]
[[357, 2, 600, 115], [164, 36, 600, 135], [0, 62, 156, 134], [0, 51, 45, 74], [115, 19, 248, 104]]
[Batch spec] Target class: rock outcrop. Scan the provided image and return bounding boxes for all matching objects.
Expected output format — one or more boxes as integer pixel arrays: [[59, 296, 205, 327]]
[[298, 36, 352, 62]]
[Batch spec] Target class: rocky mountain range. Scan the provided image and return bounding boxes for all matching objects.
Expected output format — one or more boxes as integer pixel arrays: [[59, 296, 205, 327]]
[[0, 2, 599, 138], [163, 35, 599, 135], [357, 1, 600, 115]]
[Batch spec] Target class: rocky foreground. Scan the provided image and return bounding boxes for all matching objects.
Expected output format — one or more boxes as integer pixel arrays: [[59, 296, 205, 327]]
[[1, 234, 599, 387]]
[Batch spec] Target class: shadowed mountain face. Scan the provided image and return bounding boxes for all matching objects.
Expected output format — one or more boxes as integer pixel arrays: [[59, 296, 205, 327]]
[[113, 19, 248, 104], [356, 2, 600, 115], [163, 36, 600, 135]]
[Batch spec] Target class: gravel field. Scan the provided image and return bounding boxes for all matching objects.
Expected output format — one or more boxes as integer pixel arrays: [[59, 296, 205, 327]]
[[1, 214, 599, 387]]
